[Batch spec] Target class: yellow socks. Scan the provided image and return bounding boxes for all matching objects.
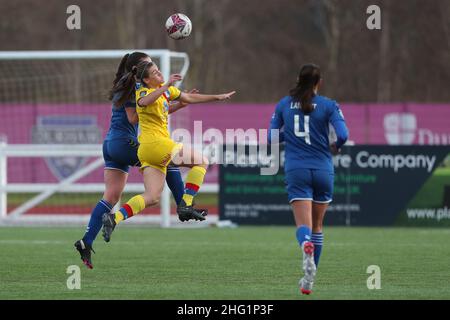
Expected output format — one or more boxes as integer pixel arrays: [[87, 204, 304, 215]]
[[182, 166, 207, 206], [114, 195, 146, 224]]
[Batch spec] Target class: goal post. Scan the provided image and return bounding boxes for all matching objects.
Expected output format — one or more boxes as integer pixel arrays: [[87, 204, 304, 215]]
[[0, 49, 217, 227]]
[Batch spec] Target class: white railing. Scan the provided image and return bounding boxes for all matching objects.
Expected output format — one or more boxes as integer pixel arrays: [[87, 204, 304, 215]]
[[0, 143, 218, 226]]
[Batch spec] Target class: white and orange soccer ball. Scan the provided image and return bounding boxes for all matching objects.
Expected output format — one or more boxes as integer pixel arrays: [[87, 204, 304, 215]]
[[165, 13, 192, 40]]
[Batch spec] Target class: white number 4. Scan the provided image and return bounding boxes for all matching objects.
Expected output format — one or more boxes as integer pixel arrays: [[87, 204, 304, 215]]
[[294, 115, 311, 145]]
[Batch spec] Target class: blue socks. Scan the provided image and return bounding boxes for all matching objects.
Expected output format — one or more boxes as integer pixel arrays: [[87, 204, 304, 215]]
[[311, 232, 324, 267], [83, 199, 112, 246], [295, 225, 312, 247], [296, 226, 324, 267], [166, 166, 184, 205]]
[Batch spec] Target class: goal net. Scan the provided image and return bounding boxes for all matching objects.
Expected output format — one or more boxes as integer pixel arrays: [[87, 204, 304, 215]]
[[0, 50, 217, 227]]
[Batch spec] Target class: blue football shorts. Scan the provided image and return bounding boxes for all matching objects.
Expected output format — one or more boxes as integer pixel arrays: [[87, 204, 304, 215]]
[[285, 168, 334, 204], [102, 138, 141, 174]]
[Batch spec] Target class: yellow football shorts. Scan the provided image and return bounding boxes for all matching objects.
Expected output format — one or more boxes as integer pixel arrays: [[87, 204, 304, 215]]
[[137, 137, 183, 174]]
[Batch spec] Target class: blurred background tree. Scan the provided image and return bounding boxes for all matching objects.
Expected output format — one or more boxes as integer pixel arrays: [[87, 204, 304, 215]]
[[0, 0, 448, 103]]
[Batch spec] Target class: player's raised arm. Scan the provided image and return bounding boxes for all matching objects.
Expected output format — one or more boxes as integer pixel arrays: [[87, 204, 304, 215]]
[[137, 72, 182, 107], [178, 90, 236, 104]]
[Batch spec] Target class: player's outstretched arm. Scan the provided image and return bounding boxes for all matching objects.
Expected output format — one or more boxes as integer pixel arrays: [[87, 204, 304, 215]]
[[179, 90, 236, 104], [168, 89, 199, 114]]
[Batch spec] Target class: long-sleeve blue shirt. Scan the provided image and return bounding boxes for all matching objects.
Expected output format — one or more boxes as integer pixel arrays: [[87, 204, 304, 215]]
[[104, 91, 138, 142], [268, 95, 349, 173]]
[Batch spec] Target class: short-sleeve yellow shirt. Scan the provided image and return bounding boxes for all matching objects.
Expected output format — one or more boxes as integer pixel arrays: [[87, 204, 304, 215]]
[[135, 84, 181, 143]]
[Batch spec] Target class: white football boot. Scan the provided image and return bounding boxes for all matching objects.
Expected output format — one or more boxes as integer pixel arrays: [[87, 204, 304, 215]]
[[299, 241, 316, 295]]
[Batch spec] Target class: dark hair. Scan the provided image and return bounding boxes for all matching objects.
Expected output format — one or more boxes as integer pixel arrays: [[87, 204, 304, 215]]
[[109, 51, 149, 106], [289, 64, 321, 114], [135, 60, 153, 85], [113, 60, 154, 107]]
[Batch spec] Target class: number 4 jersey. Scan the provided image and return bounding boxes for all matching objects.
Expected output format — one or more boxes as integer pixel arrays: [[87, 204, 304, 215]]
[[269, 95, 349, 173]]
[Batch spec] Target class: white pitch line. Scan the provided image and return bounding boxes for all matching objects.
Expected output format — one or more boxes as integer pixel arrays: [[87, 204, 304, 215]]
[[0, 240, 66, 245]]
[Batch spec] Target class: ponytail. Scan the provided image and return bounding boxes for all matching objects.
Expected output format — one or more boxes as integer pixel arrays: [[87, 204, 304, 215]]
[[299, 85, 315, 114], [289, 64, 321, 114], [108, 51, 150, 106], [114, 53, 129, 86], [109, 54, 129, 101], [111, 70, 137, 107]]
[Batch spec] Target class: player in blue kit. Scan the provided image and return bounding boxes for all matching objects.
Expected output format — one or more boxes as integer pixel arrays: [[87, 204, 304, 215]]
[[268, 64, 349, 295], [74, 52, 201, 269]]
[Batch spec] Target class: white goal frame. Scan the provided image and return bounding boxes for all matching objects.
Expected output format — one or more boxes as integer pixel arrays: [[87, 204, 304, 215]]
[[0, 50, 218, 227]]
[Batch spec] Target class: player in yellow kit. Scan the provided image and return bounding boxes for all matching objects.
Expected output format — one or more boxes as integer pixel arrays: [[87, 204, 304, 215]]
[[102, 60, 235, 241], [134, 80, 183, 174]]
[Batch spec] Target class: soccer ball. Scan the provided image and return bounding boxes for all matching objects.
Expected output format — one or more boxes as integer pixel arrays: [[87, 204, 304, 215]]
[[165, 13, 192, 40]]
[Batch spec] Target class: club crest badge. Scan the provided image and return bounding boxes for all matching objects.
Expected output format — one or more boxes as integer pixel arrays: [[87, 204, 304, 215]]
[[32, 115, 102, 180]]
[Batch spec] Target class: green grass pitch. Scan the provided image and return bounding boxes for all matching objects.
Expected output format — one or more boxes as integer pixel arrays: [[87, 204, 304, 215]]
[[1, 226, 449, 300]]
